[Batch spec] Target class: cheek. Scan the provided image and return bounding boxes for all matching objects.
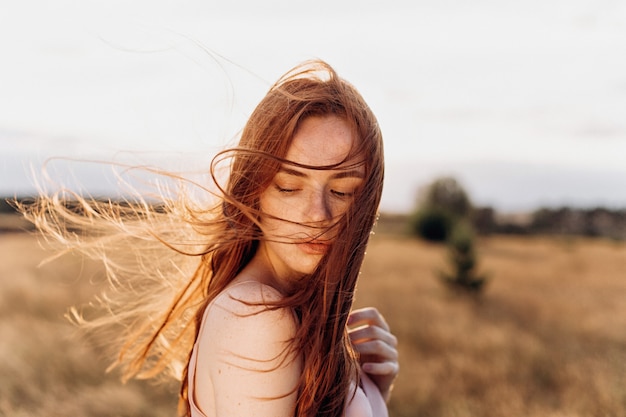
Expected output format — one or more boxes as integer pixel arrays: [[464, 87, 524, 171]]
[[259, 193, 283, 222], [258, 194, 292, 236], [260, 192, 303, 222], [331, 199, 353, 218]]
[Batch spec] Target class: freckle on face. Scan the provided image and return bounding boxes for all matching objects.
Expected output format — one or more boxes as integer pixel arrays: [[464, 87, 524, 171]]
[[256, 115, 360, 280]]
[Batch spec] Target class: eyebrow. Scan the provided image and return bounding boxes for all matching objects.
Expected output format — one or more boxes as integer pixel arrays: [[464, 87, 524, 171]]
[[278, 166, 365, 179]]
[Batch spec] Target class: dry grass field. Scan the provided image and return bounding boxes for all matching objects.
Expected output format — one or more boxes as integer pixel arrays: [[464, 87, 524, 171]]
[[357, 231, 626, 417], [2, 216, 626, 416]]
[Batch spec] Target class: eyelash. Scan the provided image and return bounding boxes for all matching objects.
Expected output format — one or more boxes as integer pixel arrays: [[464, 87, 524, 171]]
[[276, 185, 299, 194], [331, 190, 353, 198], [274, 185, 354, 198]]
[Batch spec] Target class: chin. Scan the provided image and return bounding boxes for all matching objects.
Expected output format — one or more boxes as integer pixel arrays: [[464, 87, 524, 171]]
[[287, 254, 323, 278]]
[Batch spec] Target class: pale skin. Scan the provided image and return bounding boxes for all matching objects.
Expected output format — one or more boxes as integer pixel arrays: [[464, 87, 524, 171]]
[[191, 116, 398, 417]]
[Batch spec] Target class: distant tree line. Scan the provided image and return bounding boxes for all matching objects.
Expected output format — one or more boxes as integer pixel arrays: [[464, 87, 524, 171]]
[[473, 206, 626, 240], [407, 177, 626, 241], [0, 198, 16, 214]]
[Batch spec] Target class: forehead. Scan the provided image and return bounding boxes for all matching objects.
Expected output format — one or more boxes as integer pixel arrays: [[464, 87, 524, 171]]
[[286, 115, 356, 167]]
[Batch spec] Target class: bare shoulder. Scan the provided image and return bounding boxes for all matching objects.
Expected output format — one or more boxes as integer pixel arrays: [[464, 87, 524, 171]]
[[215, 280, 284, 311], [194, 281, 301, 414], [199, 281, 297, 366]]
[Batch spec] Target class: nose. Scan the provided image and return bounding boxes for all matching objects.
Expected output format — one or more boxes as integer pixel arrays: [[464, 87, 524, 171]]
[[304, 189, 332, 224]]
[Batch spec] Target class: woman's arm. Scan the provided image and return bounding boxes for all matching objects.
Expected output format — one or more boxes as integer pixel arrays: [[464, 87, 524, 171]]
[[193, 282, 301, 417], [348, 307, 399, 403]]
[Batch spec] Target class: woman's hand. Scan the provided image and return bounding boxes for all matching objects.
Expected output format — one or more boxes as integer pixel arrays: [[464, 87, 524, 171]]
[[348, 307, 399, 403]]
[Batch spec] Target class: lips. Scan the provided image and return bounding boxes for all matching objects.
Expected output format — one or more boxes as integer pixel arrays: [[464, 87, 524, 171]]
[[297, 240, 331, 255]]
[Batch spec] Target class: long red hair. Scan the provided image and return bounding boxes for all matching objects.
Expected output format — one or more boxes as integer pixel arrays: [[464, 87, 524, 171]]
[[182, 60, 384, 417]]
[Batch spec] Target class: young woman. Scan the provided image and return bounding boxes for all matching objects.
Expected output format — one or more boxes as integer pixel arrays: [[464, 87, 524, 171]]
[[22, 60, 398, 417]]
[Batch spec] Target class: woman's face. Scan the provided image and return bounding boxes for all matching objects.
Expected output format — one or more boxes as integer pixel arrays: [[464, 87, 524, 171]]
[[258, 115, 364, 282]]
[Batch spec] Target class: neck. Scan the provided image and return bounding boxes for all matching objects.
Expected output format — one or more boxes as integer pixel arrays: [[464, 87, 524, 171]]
[[238, 245, 300, 295]]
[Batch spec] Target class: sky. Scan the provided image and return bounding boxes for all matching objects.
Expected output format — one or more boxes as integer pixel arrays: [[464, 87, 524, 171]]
[[1, 0, 626, 213]]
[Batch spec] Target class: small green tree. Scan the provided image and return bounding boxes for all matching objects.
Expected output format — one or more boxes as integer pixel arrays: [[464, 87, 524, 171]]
[[410, 176, 472, 242], [422, 176, 472, 219], [410, 207, 456, 242], [438, 222, 488, 293]]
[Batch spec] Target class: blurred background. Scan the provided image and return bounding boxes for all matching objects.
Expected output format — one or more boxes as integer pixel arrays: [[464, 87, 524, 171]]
[[1, 1, 626, 416]]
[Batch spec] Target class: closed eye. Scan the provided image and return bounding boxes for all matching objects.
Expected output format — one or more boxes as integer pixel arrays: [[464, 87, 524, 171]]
[[331, 189, 353, 198], [275, 184, 300, 193]]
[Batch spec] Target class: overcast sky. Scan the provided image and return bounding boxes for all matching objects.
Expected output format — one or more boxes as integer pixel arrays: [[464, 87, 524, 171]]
[[1, 0, 625, 212]]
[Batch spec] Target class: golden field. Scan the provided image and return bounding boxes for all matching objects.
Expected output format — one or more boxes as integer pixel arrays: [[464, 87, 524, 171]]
[[1, 218, 626, 417]]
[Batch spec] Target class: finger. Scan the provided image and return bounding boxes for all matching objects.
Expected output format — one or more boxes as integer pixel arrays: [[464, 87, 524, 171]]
[[351, 339, 398, 362], [349, 325, 398, 348], [348, 307, 390, 331], [348, 307, 385, 327], [361, 361, 399, 377]]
